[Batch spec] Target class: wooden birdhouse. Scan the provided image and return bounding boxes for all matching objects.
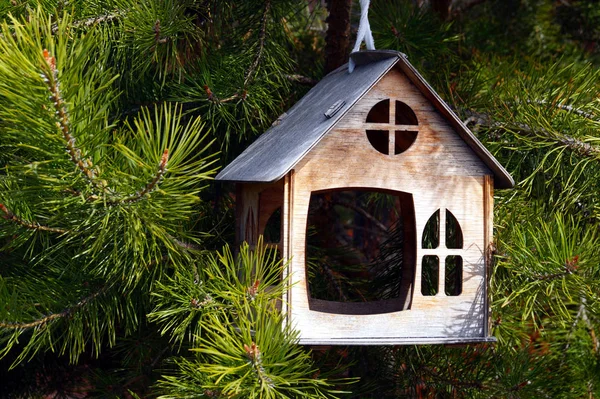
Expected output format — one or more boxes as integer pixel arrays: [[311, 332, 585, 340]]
[[216, 50, 513, 345]]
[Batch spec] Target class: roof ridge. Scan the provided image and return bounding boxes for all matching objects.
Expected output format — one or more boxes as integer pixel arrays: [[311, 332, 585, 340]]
[[216, 51, 513, 189]]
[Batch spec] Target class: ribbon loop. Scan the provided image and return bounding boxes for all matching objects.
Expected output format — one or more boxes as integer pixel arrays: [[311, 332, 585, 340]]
[[349, 0, 375, 73]]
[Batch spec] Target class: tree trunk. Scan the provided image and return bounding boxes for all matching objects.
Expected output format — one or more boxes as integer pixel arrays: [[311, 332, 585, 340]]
[[431, 0, 452, 20], [324, 0, 352, 74]]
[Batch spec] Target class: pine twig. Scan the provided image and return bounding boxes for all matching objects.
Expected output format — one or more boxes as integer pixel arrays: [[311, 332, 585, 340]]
[[530, 99, 598, 121], [531, 256, 579, 281], [331, 199, 389, 233], [201, 2, 272, 105], [284, 74, 318, 86], [243, 0, 271, 87], [0, 285, 110, 330], [508, 121, 600, 159], [64, 149, 171, 205], [579, 297, 600, 353], [565, 295, 599, 354], [120, 149, 169, 204], [154, 19, 170, 44], [244, 342, 274, 388], [167, 234, 202, 251], [41, 49, 103, 189], [457, 107, 600, 161], [51, 12, 123, 33], [202, 85, 246, 104], [0, 204, 68, 234]]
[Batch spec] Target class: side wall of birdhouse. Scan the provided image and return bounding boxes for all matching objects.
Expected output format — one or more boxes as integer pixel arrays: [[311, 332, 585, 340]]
[[235, 181, 284, 251], [282, 66, 496, 344]]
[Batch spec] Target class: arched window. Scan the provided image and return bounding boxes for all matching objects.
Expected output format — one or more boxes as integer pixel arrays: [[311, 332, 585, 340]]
[[365, 99, 418, 155], [421, 209, 463, 296]]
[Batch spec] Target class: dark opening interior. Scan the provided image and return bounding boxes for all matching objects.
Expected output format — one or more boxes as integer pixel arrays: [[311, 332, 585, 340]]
[[422, 210, 440, 249], [395, 100, 419, 125], [366, 99, 390, 123], [445, 210, 463, 249], [445, 255, 462, 296], [305, 189, 416, 314], [421, 255, 439, 296], [421, 209, 464, 296], [366, 130, 389, 154], [365, 99, 419, 155], [263, 207, 281, 244], [394, 130, 418, 154]]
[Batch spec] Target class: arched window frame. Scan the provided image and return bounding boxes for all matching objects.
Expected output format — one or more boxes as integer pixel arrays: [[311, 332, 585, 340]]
[[421, 209, 464, 296]]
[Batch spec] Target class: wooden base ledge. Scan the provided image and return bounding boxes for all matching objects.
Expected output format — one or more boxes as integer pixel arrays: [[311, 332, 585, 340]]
[[299, 336, 497, 346]]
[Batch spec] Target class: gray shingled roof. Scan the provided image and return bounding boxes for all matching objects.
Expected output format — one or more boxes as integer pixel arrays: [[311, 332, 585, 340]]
[[216, 50, 514, 189]]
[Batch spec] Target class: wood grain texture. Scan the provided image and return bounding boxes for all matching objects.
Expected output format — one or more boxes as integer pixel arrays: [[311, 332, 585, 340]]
[[483, 175, 494, 337], [216, 50, 513, 189], [284, 69, 493, 343], [257, 184, 283, 245], [282, 172, 294, 331], [234, 58, 506, 344], [215, 55, 398, 183]]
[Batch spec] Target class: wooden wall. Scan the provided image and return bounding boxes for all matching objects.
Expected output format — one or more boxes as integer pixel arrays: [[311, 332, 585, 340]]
[[286, 66, 494, 344], [239, 66, 496, 344]]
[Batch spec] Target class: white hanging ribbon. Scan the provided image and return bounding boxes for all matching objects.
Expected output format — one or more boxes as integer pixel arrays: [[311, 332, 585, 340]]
[[348, 0, 375, 73]]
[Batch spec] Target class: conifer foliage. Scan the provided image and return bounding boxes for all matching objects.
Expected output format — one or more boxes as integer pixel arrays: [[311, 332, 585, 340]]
[[0, 0, 600, 398]]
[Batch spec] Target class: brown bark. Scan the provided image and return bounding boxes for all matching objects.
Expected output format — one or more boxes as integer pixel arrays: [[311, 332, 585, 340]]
[[431, 0, 452, 20], [450, 0, 487, 19], [324, 0, 353, 74]]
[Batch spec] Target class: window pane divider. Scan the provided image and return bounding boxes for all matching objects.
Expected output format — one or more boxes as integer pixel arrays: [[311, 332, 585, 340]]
[[420, 249, 463, 256], [363, 123, 419, 131]]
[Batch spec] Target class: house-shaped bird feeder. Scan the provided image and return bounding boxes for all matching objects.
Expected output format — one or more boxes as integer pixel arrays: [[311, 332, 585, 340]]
[[216, 50, 513, 345]]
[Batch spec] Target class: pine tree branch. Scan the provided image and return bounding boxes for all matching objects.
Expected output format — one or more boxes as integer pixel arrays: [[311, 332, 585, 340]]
[[457, 107, 600, 160], [51, 12, 123, 33], [564, 300, 584, 353], [531, 99, 598, 121], [199, 1, 273, 106], [330, 199, 389, 233], [579, 297, 600, 353], [202, 85, 245, 104], [153, 19, 170, 45], [64, 148, 171, 205], [119, 149, 169, 204], [530, 256, 579, 281], [284, 74, 318, 86], [243, 0, 271, 87], [244, 342, 274, 388], [511, 123, 600, 159], [565, 295, 598, 355], [0, 204, 68, 234], [320, 262, 349, 301], [0, 285, 110, 330], [167, 234, 202, 251], [42, 49, 105, 190]]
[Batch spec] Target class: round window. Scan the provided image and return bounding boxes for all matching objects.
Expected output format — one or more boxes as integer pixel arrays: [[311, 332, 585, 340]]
[[365, 99, 418, 155]]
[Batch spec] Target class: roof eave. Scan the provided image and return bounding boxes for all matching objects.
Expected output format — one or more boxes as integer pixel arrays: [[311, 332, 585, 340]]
[[395, 57, 514, 189], [215, 51, 403, 183]]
